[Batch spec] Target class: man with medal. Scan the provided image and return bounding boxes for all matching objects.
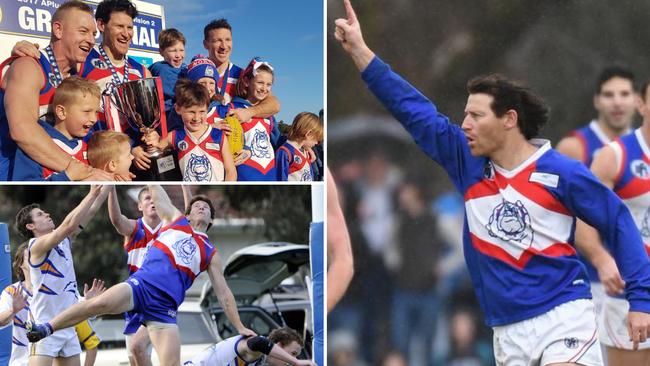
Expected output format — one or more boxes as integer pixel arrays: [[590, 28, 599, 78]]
[[0, 1, 112, 181], [201, 19, 281, 125], [78, 0, 154, 175], [13, 0, 158, 179]]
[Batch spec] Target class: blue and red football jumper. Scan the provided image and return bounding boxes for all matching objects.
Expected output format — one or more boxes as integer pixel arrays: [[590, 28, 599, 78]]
[[11, 120, 90, 181], [276, 142, 312, 181], [611, 129, 650, 258], [226, 97, 279, 181], [362, 56, 650, 326], [124, 218, 162, 276], [129, 217, 216, 311], [80, 46, 147, 140], [170, 125, 227, 181]]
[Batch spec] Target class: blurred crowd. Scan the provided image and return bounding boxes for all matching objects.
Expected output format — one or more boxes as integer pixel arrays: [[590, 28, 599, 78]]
[[328, 157, 494, 366]]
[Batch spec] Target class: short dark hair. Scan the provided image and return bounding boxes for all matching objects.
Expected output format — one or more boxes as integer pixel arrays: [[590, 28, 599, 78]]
[[15, 203, 40, 239], [467, 74, 549, 140], [268, 327, 303, 347], [203, 18, 232, 40], [596, 65, 635, 95], [641, 80, 650, 102], [185, 195, 216, 224], [175, 79, 211, 108], [95, 0, 138, 23], [12, 242, 29, 282]]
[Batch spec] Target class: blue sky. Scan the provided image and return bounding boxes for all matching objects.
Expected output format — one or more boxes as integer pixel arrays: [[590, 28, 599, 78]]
[[150, 0, 324, 124]]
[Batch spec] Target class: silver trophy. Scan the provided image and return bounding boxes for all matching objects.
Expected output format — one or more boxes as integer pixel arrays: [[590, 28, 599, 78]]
[[106, 77, 163, 156], [104, 77, 182, 181]]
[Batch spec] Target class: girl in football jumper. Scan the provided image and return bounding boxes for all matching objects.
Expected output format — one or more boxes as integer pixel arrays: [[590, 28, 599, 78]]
[[227, 57, 280, 181]]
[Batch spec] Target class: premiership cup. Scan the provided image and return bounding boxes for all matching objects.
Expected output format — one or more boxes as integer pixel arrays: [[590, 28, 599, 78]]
[[104, 77, 182, 181]]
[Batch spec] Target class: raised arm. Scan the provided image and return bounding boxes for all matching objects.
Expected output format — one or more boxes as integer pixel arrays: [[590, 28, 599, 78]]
[[333, 0, 375, 72], [333, 0, 475, 190], [30, 186, 103, 262], [147, 185, 181, 225], [181, 185, 193, 212], [207, 252, 255, 337], [326, 169, 353, 313], [107, 185, 137, 237], [71, 185, 110, 239]]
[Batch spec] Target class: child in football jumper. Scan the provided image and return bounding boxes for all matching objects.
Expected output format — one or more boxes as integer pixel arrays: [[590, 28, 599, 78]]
[[11, 76, 102, 181], [145, 79, 236, 181], [276, 112, 323, 181], [149, 28, 187, 119], [87, 130, 134, 179], [227, 57, 280, 181], [167, 56, 229, 131]]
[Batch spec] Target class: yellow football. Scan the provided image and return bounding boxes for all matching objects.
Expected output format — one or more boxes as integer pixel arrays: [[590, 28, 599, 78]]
[[224, 116, 244, 155]]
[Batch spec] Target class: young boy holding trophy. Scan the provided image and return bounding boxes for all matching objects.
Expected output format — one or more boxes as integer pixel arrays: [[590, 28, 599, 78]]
[[144, 80, 237, 181]]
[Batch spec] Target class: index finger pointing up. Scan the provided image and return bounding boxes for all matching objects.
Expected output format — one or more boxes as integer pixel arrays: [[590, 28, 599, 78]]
[[343, 0, 358, 25]]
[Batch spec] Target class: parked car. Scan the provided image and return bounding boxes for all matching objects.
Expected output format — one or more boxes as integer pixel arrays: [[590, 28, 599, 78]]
[[200, 242, 313, 355], [81, 297, 216, 365], [82, 242, 311, 364]]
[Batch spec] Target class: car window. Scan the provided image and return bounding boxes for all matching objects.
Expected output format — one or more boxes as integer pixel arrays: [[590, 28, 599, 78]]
[[212, 309, 277, 339], [230, 260, 287, 282], [178, 312, 216, 344]]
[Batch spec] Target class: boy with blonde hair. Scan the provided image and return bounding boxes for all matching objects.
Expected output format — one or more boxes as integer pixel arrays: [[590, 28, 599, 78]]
[[276, 112, 323, 181], [11, 76, 101, 181], [87, 130, 134, 178]]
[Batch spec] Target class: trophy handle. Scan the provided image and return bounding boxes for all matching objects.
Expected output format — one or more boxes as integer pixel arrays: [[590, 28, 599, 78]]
[[104, 81, 127, 117]]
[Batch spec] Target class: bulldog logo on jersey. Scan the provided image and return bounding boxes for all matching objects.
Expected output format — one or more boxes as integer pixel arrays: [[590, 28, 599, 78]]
[[631, 159, 650, 179], [90, 58, 108, 70], [295, 155, 303, 165], [172, 237, 196, 265], [250, 130, 272, 159], [185, 153, 212, 181], [302, 171, 312, 181], [486, 199, 534, 247]]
